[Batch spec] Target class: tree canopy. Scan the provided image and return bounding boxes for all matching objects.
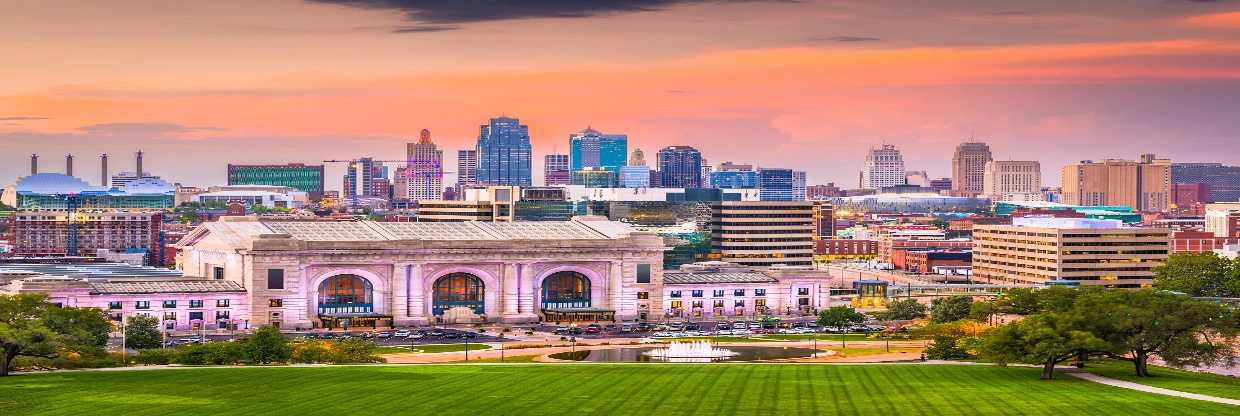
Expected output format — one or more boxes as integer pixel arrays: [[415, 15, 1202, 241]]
[[123, 315, 163, 351], [1, 293, 111, 376], [817, 306, 865, 329], [877, 298, 927, 321], [980, 313, 1107, 379], [1153, 252, 1240, 298], [930, 295, 973, 323]]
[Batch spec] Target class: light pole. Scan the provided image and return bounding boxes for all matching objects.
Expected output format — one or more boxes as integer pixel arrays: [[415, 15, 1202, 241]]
[[464, 336, 470, 361]]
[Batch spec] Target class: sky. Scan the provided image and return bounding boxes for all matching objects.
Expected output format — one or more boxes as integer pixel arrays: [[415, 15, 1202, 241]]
[[2, 0, 1239, 191]]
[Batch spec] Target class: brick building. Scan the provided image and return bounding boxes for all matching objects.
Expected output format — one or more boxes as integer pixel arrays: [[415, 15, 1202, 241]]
[[12, 211, 163, 264]]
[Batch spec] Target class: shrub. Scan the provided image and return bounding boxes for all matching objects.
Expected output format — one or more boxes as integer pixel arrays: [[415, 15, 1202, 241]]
[[332, 338, 383, 364], [174, 342, 243, 365], [240, 326, 292, 364], [291, 341, 335, 364], [924, 334, 972, 360], [134, 349, 176, 365]]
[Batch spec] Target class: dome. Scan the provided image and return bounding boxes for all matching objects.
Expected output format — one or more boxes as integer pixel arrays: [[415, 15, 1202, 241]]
[[14, 173, 102, 194]]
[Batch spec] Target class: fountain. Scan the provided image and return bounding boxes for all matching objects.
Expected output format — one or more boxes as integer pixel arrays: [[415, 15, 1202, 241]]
[[644, 341, 737, 363]]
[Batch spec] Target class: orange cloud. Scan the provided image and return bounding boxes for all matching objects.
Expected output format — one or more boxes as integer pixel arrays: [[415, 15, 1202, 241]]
[[1182, 11, 1240, 29]]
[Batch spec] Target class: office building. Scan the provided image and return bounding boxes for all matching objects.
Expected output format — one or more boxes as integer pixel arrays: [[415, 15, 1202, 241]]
[[811, 202, 834, 240], [700, 159, 713, 189], [709, 201, 814, 267], [12, 211, 164, 264], [711, 170, 758, 189], [456, 149, 478, 192], [951, 141, 993, 194], [618, 149, 651, 188], [544, 154, 571, 186], [862, 144, 905, 190], [476, 116, 533, 187], [568, 128, 627, 172], [1173, 163, 1240, 203], [343, 157, 382, 202], [972, 217, 1170, 287], [983, 160, 1042, 201], [657, 146, 703, 188], [792, 171, 806, 201], [573, 167, 617, 188], [227, 163, 325, 199], [758, 168, 795, 201], [1205, 203, 1240, 238], [806, 183, 843, 200], [405, 129, 444, 201], [1061, 154, 1171, 212]]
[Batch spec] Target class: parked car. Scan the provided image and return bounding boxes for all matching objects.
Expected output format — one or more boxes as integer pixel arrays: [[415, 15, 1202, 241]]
[[407, 332, 425, 340], [684, 322, 701, 331], [637, 323, 654, 332], [377, 332, 392, 339], [444, 332, 460, 339], [320, 333, 336, 339], [393, 330, 411, 338], [360, 332, 374, 339], [584, 326, 601, 334], [620, 324, 635, 333], [462, 332, 477, 339], [715, 323, 731, 331], [730, 329, 751, 336], [429, 329, 446, 337]]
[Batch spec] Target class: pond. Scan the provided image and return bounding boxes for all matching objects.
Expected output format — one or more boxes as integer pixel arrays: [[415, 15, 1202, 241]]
[[548, 345, 823, 363]]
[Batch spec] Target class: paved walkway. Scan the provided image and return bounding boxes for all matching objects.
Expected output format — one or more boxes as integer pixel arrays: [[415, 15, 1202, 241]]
[[1065, 371, 1240, 406]]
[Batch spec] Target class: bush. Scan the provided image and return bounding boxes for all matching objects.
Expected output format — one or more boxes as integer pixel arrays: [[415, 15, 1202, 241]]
[[123, 315, 164, 350], [240, 326, 291, 364], [332, 338, 383, 364], [924, 334, 972, 360], [174, 342, 243, 365], [134, 349, 176, 365], [291, 342, 335, 364]]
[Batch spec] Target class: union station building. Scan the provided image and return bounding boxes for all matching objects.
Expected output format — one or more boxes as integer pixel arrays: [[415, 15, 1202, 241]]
[[176, 217, 667, 329]]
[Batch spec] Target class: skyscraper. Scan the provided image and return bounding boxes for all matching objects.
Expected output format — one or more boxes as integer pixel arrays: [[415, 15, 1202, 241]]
[[476, 116, 533, 187], [952, 141, 993, 194], [406, 129, 444, 200], [544, 154, 571, 186], [792, 170, 806, 200], [456, 149, 477, 191], [983, 160, 1041, 201], [758, 168, 795, 201], [1061, 154, 1171, 212], [618, 148, 651, 188], [700, 159, 713, 188], [657, 146, 703, 188], [862, 144, 905, 190], [344, 157, 381, 201], [569, 127, 627, 172]]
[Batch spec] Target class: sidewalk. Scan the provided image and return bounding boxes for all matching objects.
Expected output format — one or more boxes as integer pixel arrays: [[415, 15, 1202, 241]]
[[1065, 371, 1240, 406]]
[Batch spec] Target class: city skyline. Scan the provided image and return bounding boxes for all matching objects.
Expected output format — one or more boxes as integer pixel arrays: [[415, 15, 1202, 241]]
[[2, 0, 1240, 189]]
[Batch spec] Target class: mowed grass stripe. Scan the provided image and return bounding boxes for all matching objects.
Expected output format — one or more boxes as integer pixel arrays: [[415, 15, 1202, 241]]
[[3, 364, 1239, 415]]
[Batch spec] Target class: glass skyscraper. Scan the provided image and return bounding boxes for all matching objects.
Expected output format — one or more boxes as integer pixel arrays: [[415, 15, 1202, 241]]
[[657, 146, 702, 188], [569, 127, 627, 172], [758, 168, 795, 201], [475, 116, 533, 187], [711, 170, 758, 189]]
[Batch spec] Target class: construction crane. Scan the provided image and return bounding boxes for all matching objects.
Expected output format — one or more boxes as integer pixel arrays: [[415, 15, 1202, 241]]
[[322, 159, 455, 208]]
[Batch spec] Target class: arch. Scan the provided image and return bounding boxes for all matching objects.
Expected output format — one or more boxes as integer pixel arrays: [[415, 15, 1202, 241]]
[[318, 274, 374, 315], [541, 271, 591, 309], [532, 265, 608, 312], [431, 272, 484, 316], [308, 268, 389, 319]]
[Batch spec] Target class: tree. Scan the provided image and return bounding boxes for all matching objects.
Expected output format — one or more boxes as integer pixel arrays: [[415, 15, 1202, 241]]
[[968, 300, 998, 324], [241, 326, 291, 364], [124, 315, 163, 350], [1075, 289, 1239, 377], [0, 293, 111, 376], [817, 306, 865, 329], [930, 295, 973, 323], [994, 288, 1041, 315], [878, 299, 926, 321], [1153, 252, 1240, 298], [980, 313, 1108, 379]]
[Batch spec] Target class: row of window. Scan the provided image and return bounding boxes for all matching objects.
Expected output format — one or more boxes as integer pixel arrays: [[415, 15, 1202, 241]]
[[670, 298, 769, 309], [111, 311, 230, 321], [111, 299, 230, 310], [670, 289, 770, 298]]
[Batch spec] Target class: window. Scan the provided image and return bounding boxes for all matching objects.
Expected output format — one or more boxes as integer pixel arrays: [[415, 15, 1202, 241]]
[[691, 290, 703, 298], [109, 313, 122, 322], [637, 291, 649, 300], [670, 300, 683, 309], [135, 301, 150, 310], [797, 287, 810, 296], [108, 301, 122, 310], [189, 312, 203, 321], [189, 300, 203, 308], [636, 264, 651, 284], [162, 300, 176, 309], [755, 289, 767, 297], [755, 298, 767, 307], [734, 300, 745, 307], [691, 301, 703, 309], [212, 266, 225, 280], [269, 299, 283, 308], [734, 289, 745, 297], [798, 298, 810, 306], [267, 269, 284, 290], [216, 299, 230, 308], [670, 290, 682, 298], [713, 300, 724, 308], [163, 312, 176, 321], [216, 311, 230, 320], [713, 290, 724, 297]]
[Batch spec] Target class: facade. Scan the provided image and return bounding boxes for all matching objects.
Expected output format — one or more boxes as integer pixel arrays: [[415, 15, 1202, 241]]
[[710, 201, 814, 267], [544, 154, 571, 186], [662, 262, 835, 319], [657, 146, 703, 188], [758, 168, 795, 201], [476, 116, 533, 187], [194, 190, 304, 209], [1061, 154, 1172, 212], [406, 129, 445, 201], [1172, 163, 1240, 202], [573, 167, 617, 188], [983, 160, 1042, 201], [618, 149, 651, 188], [792, 171, 806, 201], [862, 144, 905, 190], [815, 239, 877, 258], [891, 249, 971, 273], [972, 217, 1170, 287], [807, 183, 843, 200], [951, 142, 993, 194], [227, 164, 325, 199], [1205, 203, 1240, 238], [568, 128, 627, 172], [12, 211, 163, 263], [1171, 230, 1240, 253], [455, 149, 478, 191], [711, 170, 758, 189], [811, 202, 834, 240], [176, 218, 665, 327], [343, 157, 381, 201]]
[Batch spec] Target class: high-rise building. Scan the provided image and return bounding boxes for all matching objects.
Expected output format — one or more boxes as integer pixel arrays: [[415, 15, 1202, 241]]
[[862, 144, 905, 190], [951, 141, 993, 194], [573, 167, 617, 188], [618, 149, 650, 188], [812, 202, 835, 240], [1061, 154, 1171, 212], [807, 183, 843, 200], [711, 170, 758, 189], [568, 127, 627, 172], [792, 171, 806, 201], [972, 217, 1170, 287], [343, 157, 382, 201], [544, 154, 571, 186], [710, 201, 814, 267], [717, 162, 753, 172], [12, 211, 163, 264], [700, 160, 713, 189], [406, 129, 444, 201], [456, 149, 478, 191], [227, 163, 325, 199], [657, 146, 703, 188], [476, 116, 532, 187], [983, 160, 1042, 201], [758, 168, 795, 201], [1172, 163, 1240, 202]]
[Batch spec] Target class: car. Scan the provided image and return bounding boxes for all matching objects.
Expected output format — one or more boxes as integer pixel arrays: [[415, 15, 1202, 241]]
[[684, 323, 701, 331], [620, 324, 635, 333], [668, 323, 685, 331], [184, 335, 204, 343], [429, 329, 445, 337], [748, 323, 761, 330], [320, 333, 336, 339], [730, 329, 751, 336], [715, 323, 731, 331], [636, 323, 653, 331], [301, 333, 318, 340], [377, 332, 392, 339], [604, 324, 617, 331], [652, 331, 676, 338], [569, 327, 584, 335], [584, 326, 601, 334], [444, 332, 460, 339], [393, 330, 411, 338], [360, 332, 374, 339], [407, 332, 425, 340], [463, 332, 478, 339]]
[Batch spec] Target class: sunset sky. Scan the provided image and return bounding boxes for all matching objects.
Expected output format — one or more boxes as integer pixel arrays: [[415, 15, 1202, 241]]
[[2, 0, 1239, 190]]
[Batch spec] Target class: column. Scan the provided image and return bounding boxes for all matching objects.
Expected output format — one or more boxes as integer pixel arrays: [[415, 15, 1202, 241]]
[[406, 263, 429, 325], [390, 263, 410, 324], [502, 262, 519, 317], [609, 261, 629, 321], [516, 262, 539, 320]]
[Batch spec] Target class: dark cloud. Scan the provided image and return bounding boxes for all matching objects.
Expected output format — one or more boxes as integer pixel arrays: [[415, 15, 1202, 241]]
[[0, 116, 49, 121], [390, 25, 459, 33], [807, 36, 883, 43], [308, 1, 775, 27], [76, 123, 226, 138]]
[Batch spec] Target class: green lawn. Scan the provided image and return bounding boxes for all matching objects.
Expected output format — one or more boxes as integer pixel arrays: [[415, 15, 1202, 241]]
[[1084, 359, 1240, 400], [2, 364, 1236, 415]]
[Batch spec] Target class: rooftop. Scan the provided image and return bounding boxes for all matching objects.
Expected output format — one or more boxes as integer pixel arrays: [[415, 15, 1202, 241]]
[[0, 263, 183, 280], [664, 271, 777, 285], [181, 218, 637, 245], [89, 280, 245, 294], [1010, 217, 1123, 229]]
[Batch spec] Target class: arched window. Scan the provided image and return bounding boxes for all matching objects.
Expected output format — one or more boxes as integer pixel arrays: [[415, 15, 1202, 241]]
[[318, 275, 373, 315], [541, 271, 591, 309], [432, 273, 484, 315]]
